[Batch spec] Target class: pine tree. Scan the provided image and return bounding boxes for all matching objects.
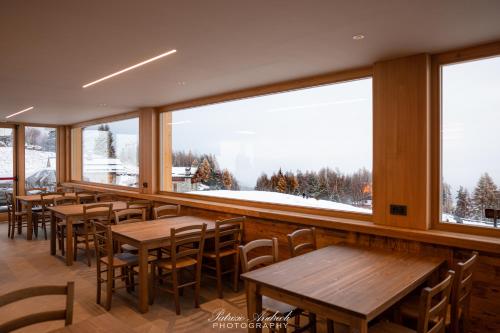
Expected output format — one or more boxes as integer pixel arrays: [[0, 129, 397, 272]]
[[222, 169, 233, 190], [255, 173, 271, 191], [193, 158, 211, 183], [276, 174, 287, 193], [454, 186, 472, 219], [473, 173, 498, 218], [442, 182, 454, 214], [94, 124, 116, 158]]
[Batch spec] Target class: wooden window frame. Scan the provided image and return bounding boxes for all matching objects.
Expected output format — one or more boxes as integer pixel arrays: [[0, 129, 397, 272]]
[[71, 111, 141, 193], [157, 66, 374, 222], [431, 41, 500, 237]]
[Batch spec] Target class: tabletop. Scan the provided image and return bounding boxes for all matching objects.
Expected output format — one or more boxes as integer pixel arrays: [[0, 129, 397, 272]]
[[241, 245, 444, 320], [48, 201, 127, 217], [49, 313, 137, 333], [16, 192, 93, 202], [111, 215, 216, 243]]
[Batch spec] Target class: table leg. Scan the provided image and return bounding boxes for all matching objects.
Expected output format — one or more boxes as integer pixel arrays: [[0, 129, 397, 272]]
[[350, 319, 368, 333], [246, 281, 262, 333], [50, 212, 56, 255], [16, 199, 22, 235], [26, 201, 33, 240], [66, 216, 74, 266], [138, 245, 149, 313]]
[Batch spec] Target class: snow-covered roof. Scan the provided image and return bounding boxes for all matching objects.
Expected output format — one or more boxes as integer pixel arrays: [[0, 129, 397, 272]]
[[172, 167, 198, 178]]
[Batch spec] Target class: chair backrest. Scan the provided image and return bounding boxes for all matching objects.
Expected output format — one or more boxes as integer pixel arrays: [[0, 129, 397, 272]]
[[76, 192, 96, 204], [287, 227, 317, 257], [0, 281, 74, 332], [214, 217, 245, 255], [153, 204, 181, 219], [93, 222, 113, 264], [53, 195, 78, 206], [239, 238, 279, 273], [127, 200, 153, 219], [40, 192, 64, 211], [94, 193, 115, 202], [114, 208, 145, 224], [83, 203, 112, 224], [417, 270, 455, 333], [450, 252, 478, 332], [169, 224, 207, 269]]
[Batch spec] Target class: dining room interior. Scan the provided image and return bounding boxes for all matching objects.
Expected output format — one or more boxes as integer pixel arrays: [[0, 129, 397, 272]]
[[0, 1, 500, 333]]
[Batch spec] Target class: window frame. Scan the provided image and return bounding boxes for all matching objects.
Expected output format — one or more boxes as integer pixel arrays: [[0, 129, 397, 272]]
[[71, 111, 141, 192], [431, 41, 500, 237], [157, 67, 374, 222]]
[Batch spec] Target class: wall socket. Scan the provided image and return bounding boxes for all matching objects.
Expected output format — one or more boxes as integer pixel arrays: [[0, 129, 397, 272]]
[[390, 204, 407, 216]]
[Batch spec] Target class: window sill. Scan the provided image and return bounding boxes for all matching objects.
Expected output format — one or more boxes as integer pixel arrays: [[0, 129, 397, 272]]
[[63, 182, 500, 254]]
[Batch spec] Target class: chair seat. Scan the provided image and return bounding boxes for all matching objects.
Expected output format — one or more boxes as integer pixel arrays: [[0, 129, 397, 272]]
[[399, 295, 454, 325], [203, 248, 237, 258], [369, 321, 415, 333], [100, 253, 138, 267], [262, 296, 297, 314], [156, 257, 197, 270]]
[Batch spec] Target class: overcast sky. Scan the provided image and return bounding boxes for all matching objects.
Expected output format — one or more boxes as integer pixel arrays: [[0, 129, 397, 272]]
[[442, 56, 500, 194], [172, 78, 372, 188]]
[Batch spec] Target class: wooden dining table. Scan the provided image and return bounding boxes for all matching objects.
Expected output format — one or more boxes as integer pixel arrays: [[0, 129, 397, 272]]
[[49, 201, 127, 266], [16, 193, 93, 240], [111, 215, 219, 313], [49, 313, 137, 333], [241, 245, 445, 333]]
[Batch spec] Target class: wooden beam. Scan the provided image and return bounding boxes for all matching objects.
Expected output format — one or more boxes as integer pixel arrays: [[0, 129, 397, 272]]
[[160, 112, 172, 191], [70, 128, 82, 181], [373, 54, 431, 230], [139, 108, 159, 194]]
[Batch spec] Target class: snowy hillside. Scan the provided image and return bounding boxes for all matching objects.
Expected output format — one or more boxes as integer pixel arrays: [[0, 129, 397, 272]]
[[188, 190, 372, 213], [0, 147, 55, 178]]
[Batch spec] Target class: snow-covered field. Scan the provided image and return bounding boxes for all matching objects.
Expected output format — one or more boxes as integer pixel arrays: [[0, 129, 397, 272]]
[[188, 190, 372, 213]]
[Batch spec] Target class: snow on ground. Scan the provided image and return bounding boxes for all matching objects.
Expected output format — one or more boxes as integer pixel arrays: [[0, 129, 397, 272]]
[[188, 190, 372, 213]]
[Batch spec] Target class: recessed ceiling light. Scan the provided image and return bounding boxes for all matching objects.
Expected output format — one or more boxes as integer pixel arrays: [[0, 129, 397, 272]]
[[5, 106, 35, 119], [352, 34, 365, 40], [82, 49, 177, 88], [99, 103, 107, 107], [177, 81, 186, 86]]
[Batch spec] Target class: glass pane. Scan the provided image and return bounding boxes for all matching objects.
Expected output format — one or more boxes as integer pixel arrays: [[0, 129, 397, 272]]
[[0, 128, 14, 212], [82, 118, 139, 187], [163, 78, 373, 214], [25, 127, 57, 191], [442, 56, 500, 228]]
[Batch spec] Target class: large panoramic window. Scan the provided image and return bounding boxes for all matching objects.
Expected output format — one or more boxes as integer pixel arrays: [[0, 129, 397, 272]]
[[82, 118, 139, 187], [162, 78, 373, 214], [441, 55, 500, 228], [0, 127, 14, 211], [25, 126, 57, 191]]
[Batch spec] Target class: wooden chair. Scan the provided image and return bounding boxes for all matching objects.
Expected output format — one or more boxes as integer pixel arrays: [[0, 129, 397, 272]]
[[74, 203, 112, 266], [6, 192, 29, 239], [33, 192, 64, 240], [287, 227, 317, 257], [53, 195, 79, 256], [127, 200, 153, 220], [94, 193, 115, 203], [370, 271, 455, 333], [150, 223, 207, 315], [202, 217, 244, 298], [93, 222, 138, 310], [76, 191, 96, 204], [153, 204, 181, 219], [398, 253, 479, 333], [114, 208, 146, 225], [0, 281, 74, 332], [288, 227, 335, 332], [239, 238, 309, 333]]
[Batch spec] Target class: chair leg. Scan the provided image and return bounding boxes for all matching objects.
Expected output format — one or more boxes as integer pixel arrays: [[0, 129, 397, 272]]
[[96, 264, 102, 305], [149, 264, 156, 305], [216, 257, 223, 298], [233, 252, 240, 292], [105, 266, 113, 311], [43, 221, 48, 240], [85, 236, 91, 267], [172, 269, 181, 315]]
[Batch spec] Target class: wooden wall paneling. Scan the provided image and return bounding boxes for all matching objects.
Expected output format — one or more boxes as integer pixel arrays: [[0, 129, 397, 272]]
[[160, 112, 173, 192], [70, 128, 82, 181], [373, 54, 431, 230], [16, 125, 25, 195], [56, 126, 66, 184], [139, 108, 158, 194], [65, 126, 71, 182]]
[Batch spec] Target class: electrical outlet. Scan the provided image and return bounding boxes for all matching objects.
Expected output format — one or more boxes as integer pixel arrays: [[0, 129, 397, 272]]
[[390, 204, 407, 216]]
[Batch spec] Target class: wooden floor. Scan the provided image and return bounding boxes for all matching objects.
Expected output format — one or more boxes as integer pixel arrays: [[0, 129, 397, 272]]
[[0, 223, 334, 333]]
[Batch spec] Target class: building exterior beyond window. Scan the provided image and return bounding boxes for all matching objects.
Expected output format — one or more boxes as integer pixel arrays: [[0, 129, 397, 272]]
[[82, 118, 139, 187], [163, 78, 373, 214], [25, 126, 57, 191], [441, 56, 500, 228], [0, 128, 14, 211]]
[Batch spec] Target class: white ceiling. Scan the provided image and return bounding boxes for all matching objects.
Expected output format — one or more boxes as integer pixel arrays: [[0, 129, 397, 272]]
[[1, 0, 499, 125]]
